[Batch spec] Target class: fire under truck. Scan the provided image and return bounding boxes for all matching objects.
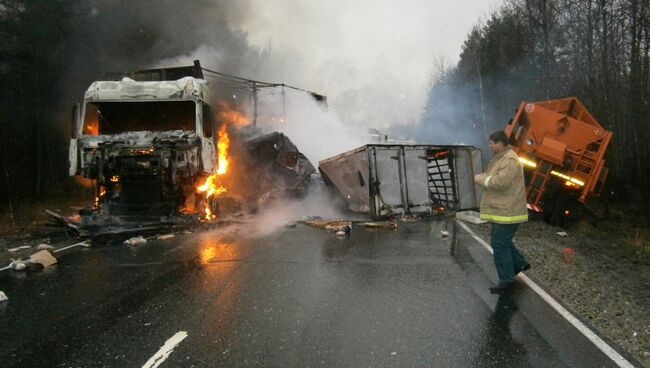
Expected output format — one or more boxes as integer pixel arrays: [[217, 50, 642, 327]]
[[504, 97, 613, 225]]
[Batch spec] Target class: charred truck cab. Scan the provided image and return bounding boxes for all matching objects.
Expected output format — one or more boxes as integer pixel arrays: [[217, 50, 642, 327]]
[[69, 63, 217, 226]]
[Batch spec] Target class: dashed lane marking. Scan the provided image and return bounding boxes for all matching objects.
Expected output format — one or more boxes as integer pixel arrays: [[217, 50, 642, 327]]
[[456, 220, 636, 368], [141, 331, 188, 368]]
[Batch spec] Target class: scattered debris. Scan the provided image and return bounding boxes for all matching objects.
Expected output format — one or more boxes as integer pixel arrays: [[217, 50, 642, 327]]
[[30, 250, 58, 268], [399, 215, 421, 223], [36, 244, 55, 250], [441, 230, 449, 238], [0, 291, 7, 303], [9, 260, 27, 271], [556, 231, 569, 237], [364, 222, 398, 230], [304, 220, 351, 232], [7, 245, 31, 253], [284, 222, 298, 228], [124, 236, 147, 246], [335, 230, 346, 237], [156, 234, 176, 240], [52, 241, 90, 253], [45, 209, 80, 235], [456, 210, 486, 224]]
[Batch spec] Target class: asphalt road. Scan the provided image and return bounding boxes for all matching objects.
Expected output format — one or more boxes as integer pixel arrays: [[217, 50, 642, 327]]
[[0, 219, 635, 367]]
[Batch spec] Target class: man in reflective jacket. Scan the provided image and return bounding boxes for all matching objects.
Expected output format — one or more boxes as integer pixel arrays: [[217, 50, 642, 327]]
[[474, 130, 530, 294]]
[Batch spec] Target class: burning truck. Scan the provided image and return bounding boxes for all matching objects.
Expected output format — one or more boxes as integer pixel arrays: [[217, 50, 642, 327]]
[[65, 61, 315, 233]]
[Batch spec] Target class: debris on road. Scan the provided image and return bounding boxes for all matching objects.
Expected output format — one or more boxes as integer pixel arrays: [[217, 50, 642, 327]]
[[29, 250, 58, 268], [399, 215, 421, 223], [9, 260, 27, 271], [7, 245, 31, 253], [335, 230, 346, 237], [441, 230, 449, 238], [156, 234, 175, 241], [364, 222, 397, 230], [557, 231, 569, 237], [0, 291, 8, 302], [52, 241, 90, 253], [124, 236, 147, 246], [284, 222, 298, 228], [36, 244, 55, 250]]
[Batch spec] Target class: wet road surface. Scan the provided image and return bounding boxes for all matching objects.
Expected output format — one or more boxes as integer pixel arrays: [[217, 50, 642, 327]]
[[0, 219, 636, 367]]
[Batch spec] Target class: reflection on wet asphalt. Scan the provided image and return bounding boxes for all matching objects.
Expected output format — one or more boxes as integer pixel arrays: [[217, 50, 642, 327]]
[[0, 219, 623, 367]]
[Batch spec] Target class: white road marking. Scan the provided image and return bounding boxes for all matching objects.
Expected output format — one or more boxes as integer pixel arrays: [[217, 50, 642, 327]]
[[142, 331, 188, 368], [456, 220, 636, 368]]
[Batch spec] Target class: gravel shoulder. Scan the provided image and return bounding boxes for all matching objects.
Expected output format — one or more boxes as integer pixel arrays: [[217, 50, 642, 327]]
[[465, 220, 650, 367]]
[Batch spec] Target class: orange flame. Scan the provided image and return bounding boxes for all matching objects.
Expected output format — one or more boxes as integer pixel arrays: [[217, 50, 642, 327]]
[[196, 125, 231, 220], [216, 125, 230, 175], [218, 101, 250, 126]]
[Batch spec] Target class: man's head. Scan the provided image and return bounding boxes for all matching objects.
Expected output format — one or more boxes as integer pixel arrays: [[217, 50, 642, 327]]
[[488, 130, 509, 154]]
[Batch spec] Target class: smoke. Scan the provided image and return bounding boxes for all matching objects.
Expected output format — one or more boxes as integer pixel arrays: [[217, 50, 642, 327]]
[[235, 181, 348, 238]]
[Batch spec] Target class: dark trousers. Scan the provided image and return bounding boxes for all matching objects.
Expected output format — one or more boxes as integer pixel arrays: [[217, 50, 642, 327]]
[[490, 223, 528, 285]]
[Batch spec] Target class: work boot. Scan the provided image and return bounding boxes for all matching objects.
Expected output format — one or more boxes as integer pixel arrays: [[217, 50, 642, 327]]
[[489, 283, 514, 294], [514, 263, 531, 275]]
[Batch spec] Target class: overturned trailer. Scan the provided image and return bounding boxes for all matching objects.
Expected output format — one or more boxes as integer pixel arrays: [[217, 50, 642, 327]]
[[319, 145, 483, 219]]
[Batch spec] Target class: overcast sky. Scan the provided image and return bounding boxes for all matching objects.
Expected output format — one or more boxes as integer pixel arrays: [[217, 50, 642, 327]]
[[169, 0, 504, 128]]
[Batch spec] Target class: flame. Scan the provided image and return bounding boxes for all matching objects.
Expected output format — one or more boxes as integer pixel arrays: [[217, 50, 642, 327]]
[[218, 101, 250, 126], [196, 125, 231, 220], [83, 119, 99, 135], [94, 187, 106, 208], [216, 125, 230, 175]]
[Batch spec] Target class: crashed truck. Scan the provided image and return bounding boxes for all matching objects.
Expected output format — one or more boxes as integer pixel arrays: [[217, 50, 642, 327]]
[[319, 145, 483, 219], [67, 61, 314, 230]]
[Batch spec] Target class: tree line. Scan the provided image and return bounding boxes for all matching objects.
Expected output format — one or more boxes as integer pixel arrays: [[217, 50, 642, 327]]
[[422, 0, 650, 215]]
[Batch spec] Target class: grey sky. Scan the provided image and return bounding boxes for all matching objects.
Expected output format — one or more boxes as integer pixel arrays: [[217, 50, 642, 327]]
[[166, 0, 503, 127]]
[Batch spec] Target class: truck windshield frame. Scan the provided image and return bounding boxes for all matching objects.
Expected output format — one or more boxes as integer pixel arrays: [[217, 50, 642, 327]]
[[82, 100, 197, 136]]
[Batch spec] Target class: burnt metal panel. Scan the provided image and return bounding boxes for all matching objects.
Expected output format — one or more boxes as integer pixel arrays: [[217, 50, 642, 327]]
[[319, 144, 483, 219]]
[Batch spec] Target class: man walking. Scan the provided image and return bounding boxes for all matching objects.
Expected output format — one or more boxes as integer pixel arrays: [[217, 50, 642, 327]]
[[474, 130, 530, 294]]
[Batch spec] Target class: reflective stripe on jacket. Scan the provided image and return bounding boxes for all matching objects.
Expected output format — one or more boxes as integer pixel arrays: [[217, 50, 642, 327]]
[[476, 148, 528, 224]]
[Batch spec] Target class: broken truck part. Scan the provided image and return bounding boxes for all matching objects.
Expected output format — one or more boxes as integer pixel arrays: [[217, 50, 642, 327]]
[[244, 131, 316, 197], [69, 63, 215, 227], [504, 97, 613, 224], [319, 145, 483, 219], [67, 61, 320, 232]]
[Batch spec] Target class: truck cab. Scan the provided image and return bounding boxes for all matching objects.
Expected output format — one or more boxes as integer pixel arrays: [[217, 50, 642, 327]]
[[69, 64, 218, 222]]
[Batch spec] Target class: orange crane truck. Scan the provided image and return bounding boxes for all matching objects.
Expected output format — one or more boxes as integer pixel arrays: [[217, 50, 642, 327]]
[[503, 97, 612, 225]]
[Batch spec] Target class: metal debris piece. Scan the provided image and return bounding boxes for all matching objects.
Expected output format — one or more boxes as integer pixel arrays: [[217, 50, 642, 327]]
[[45, 209, 80, 235], [319, 145, 483, 219], [441, 230, 449, 238], [8, 245, 31, 252], [37, 244, 55, 250], [157, 234, 175, 240], [304, 220, 352, 232], [30, 250, 58, 268], [53, 241, 90, 253], [557, 231, 569, 237], [0, 291, 8, 302], [124, 236, 147, 246], [364, 222, 398, 230], [9, 260, 27, 271]]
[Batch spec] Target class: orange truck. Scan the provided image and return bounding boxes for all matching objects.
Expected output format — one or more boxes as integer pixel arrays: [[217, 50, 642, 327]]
[[504, 97, 612, 224]]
